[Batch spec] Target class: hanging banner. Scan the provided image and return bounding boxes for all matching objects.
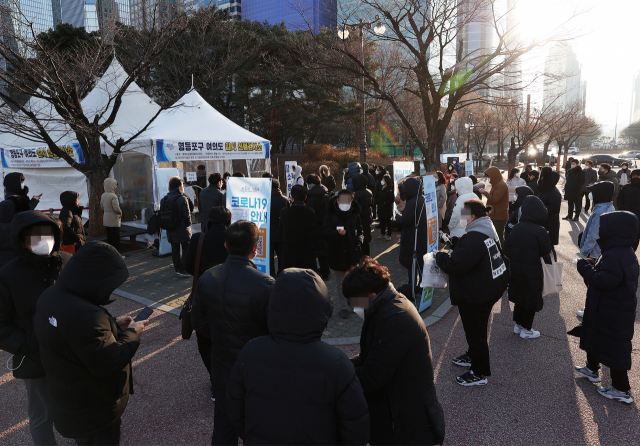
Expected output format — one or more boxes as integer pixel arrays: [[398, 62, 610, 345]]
[[1, 143, 85, 168], [465, 158, 473, 177], [226, 177, 272, 274], [393, 161, 414, 215], [422, 175, 439, 253], [284, 161, 297, 199], [155, 139, 270, 162]]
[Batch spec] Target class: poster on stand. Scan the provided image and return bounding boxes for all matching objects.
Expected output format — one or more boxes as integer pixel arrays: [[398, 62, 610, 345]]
[[465, 158, 473, 177], [393, 161, 414, 215], [155, 139, 269, 162], [284, 161, 297, 199], [155, 167, 180, 256], [1, 143, 85, 168], [226, 177, 272, 274], [422, 175, 439, 253]]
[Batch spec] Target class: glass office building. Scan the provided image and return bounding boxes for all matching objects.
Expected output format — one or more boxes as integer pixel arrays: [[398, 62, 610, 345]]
[[242, 0, 336, 33], [61, 0, 130, 31]]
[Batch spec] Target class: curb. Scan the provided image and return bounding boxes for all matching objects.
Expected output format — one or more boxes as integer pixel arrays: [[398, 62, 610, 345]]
[[113, 288, 182, 317]]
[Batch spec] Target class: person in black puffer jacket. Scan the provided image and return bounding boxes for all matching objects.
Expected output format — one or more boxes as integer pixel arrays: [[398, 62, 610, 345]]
[[280, 185, 319, 271], [376, 174, 395, 240], [503, 185, 534, 240], [343, 258, 445, 446], [319, 165, 337, 193], [526, 170, 540, 196], [3, 172, 40, 209], [0, 195, 30, 267], [323, 190, 363, 319], [436, 200, 509, 387], [305, 175, 331, 278], [504, 196, 553, 338], [59, 191, 86, 251], [397, 177, 428, 287], [574, 211, 640, 403], [563, 160, 585, 221], [269, 179, 290, 278], [0, 211, 71, 445], [353, 173, 373, 256], [617, 169, 640, 250], [538, 167, 561, 259], [34, 242, 146, 444], [227, 269, 370, 445]]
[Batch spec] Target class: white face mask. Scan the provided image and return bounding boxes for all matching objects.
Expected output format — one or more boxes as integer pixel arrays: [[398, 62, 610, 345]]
[[515, 173, 520, 178], [381, 180, 385, 186], [338, 203, 351, 212], [589, 192, 593, 201], [353, 307, 366, 320], [30, 236, 54, 256]]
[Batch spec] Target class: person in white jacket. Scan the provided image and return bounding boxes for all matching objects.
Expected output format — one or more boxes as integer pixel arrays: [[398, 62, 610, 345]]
[[448, 177, 478, 238], [294, 165, 305, 186]]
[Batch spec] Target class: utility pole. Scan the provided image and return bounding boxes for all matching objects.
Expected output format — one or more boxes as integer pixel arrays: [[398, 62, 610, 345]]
[[524, 94, 530, 165]]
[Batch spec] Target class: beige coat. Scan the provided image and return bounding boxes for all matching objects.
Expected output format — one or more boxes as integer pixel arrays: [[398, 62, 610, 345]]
[[101, 178, 122, 227]]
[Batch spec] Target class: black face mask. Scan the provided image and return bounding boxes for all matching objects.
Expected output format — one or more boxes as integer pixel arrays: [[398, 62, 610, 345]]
[[632, 178, 640, 187]]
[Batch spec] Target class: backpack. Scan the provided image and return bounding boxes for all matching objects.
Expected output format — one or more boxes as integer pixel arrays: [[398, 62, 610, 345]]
[[159, 194, 182, 231]]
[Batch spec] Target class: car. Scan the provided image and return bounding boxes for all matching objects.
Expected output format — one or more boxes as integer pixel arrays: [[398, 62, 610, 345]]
[[581, 154, 630, 167], [567, 147, 580, 154], [623, 150, 640, 158]]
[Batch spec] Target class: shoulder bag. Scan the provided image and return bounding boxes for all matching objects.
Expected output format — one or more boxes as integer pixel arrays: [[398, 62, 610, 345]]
[[179, 233, 205, 340]]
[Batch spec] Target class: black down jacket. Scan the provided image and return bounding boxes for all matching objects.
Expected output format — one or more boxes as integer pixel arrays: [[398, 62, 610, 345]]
[[351, 284, 445, 445], [305, 184, 329, 257], [0, 195, 30, 267], [504, 186, 534, 240], [34, 242, 136, 438], [376, 184, 394, 221], [269, 185, 290, 244], [397, 177, 428, 270], [198, 184, 225, 231], [184, 207, 230, 280], [538, 168, 562, 245], [227, 269, 370, 445], [504, 196, 553, 312], [618, 181, 640, 221], [0, 211, 70, 379], [577, 211, 640, 371], [353, 174, 373, 244], [163, 189, 192, 244], [279, 202, 318, 271], [191, 255, 275, 382], [59, 191, 85, 250], [564, 165, 585, 202], [323, 196, 363, 272], [3, 172, 39, 209]]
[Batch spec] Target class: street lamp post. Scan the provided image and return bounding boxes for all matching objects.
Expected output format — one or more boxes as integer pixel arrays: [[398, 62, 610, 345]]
[[464, 112, 473, 159], [338, 17, 386, 164]]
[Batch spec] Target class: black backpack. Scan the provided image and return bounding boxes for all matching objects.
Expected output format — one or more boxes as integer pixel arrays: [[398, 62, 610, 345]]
[[159, 194, 181, 231]]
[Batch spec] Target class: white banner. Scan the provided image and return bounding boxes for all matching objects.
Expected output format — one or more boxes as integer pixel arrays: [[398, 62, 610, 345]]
[[284, 161, 297, 199], [393, 161, 414, 215], [465, 158, 473, 177], [422, 175, 439, 253], [1, 143, 85, 168], [226, 177, 272, 274], [155, 139, 269, 162]]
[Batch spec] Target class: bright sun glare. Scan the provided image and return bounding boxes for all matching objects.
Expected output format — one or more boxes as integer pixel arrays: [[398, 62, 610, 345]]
[[513, 0, 573, 43]]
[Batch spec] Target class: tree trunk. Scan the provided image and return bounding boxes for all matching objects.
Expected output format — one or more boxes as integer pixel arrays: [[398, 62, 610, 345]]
[[507, 137, 517, 172], [539, 140, 550, 167], [423, 131, 442, 172], [86, 167, 110, 238]]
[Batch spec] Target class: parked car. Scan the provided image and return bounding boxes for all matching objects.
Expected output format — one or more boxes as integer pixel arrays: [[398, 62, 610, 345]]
[[581, 154, 630, 167], [622, 150, 640, 158], [567, 147, 580, 154]]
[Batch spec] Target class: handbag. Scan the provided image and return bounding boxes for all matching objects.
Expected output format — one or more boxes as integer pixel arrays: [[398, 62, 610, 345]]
[[541, 256, 563, 297], [179, 233, 205, 340]]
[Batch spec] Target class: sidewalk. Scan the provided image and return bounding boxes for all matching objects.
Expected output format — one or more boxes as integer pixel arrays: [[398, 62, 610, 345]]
[[115, 227, 451, 344]]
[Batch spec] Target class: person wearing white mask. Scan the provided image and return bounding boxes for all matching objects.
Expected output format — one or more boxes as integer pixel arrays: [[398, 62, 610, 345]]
[[617, 162, 631, 187], [323, 189, 363, 319], [448, 177, 478, 238], [507, 168, 526, 214], [0, 211, 72, 445]]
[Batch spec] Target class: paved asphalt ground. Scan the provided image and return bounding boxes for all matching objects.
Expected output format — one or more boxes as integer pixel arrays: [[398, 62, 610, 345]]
[[2, 171, 640, 445]]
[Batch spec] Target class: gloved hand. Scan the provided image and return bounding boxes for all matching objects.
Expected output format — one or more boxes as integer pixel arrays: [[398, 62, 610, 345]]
[[450, 236, 460, 249]]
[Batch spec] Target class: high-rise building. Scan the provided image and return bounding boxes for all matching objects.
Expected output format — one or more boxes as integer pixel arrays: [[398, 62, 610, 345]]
[[502, 0, 522, 101], [184, 0, 213, 15], [543, 42, 584, 112], [631, 73, 640, 124], [61, 0, 130, 31], [242, 0, 336, 33], [130, 0, 184, 29], [2, 0, 59, 40], [457, 0, 494, 97], [216, 0, 241, 20]]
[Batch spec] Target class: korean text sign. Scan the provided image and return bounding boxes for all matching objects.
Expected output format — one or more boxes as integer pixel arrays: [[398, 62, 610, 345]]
[[226, 177, 272, 274], [155, 139, 270, 162], [422, 175, 439, 253], [285, 161, 297, 199], [393, 161, 414, 215], [1, 143, 85, 168]]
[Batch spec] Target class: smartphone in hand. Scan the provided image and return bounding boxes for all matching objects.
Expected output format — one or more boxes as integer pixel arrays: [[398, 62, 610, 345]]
[[576, 252, 589, 260], [134, 307, 153, 322]]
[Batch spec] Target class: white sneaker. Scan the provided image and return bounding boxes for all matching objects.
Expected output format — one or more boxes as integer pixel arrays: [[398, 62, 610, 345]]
[[520, 329, 540, 339], [576, 307, 585, 318], [385, 235, 391, 241], [597, 386, 633, 404], [377, 234, 386, 240], [513, 324, 523, 334]]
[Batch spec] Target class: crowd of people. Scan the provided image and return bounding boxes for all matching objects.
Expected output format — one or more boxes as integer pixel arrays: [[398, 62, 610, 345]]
[[0, 154, 639, 446]]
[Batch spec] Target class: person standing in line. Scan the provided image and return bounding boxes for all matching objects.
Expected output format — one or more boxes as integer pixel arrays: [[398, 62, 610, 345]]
[[323, 190, 363, 319], [444, 163, 455, 184], [199, 173, 225, 231], [503, 186, 534, 240], [319, 165, 337, 193], [226, 269, 370, 445], [582, 160, 598, 214], [617, 169, 640, 250], [0, 211, 72, 446], [279, 185, 319, 271], [101, 178, 122, 252], [342, 257, 445, 445], [397, 177, 428, 289], [448, 177, 478, 238], [563, 158, 585, 222], [617, 162, 631, 187], [293, 165, 305, 186], [34, 242, 147, 446], [506, 168, 526, 215], [504, 196, 553, 339], [305, 175, 331, 279], [353, 173, 373, 257], [538, 167, 561, 261], [436, 200, 509, 386], [376, 174, 394, 241], [162, 177, 192, 278], [435, 171, 447, 230], [362, 163, 377, 220], [443, 175, 459, 228], [0, 195, 30, 267], [191, 221, 275, 445], [268, 178, 289, 278], [481, 166, 509, 246], [599, 163, 620, 210], [3, 172, 41, 209], [526, 170, 540, 196], [574, 211, 639, 404], [59, 191, 86, 252], [221, 172, 231, 191]]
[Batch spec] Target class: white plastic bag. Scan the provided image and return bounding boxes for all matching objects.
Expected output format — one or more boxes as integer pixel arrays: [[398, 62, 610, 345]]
[[421, 252, 447, 288]]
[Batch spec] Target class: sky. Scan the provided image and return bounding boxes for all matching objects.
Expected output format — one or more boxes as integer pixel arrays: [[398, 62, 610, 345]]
[[515, 0, 640, 138]]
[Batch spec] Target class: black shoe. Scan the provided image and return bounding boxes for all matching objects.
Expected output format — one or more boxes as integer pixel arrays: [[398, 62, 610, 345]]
[[572, 217, 580, 222], [456, 370, 488, 386], [452, 353, 472, 367], [562, 216, 572, 220]]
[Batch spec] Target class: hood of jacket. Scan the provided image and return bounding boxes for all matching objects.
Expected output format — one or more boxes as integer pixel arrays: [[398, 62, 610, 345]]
[[0, 195, 30, 224], [60, 191, 80, 209], [467, 216, 499, 241], [3, 172, 24, 194], [268, 269, 332, 343], [513, 185, 534, 209], [455, 177, 473, 195], [11, 211, 62, 264], [402, 177, 423, 200], [598, 211, 639, 252], [484, 166, 504, 186], [103, 178, 117, 194], [588, 181, 614, 204], [520, 195, 548, 225], [55, 241, 128, 306], [294, 165, 302, 176], [539, 168, 560, 192], [306, 183, 328, 198], [352, 173, 368, 191], [319, 165, 330, 178], [327, 194, 361, 217], [347, 162, 361, 176]]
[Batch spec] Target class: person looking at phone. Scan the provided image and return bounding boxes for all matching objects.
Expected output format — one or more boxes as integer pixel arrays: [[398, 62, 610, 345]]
[[323, 189, 363, 319], [3, 172, 41, 209]]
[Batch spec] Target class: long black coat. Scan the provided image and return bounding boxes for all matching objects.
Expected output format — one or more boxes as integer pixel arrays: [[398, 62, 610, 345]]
[[269, 187, 290, 244], [227, 269, 370, 445], [59, 191, 86, 250], [397, 178, 428, 269], [198, 184, 225, 231], [323, 196, 363, 272], [538, 169, 562, 245], [376, 185, 394, 220], [504, 196, 553, 312], [353, 174, 373, 244], [564, 165, 585, 202], [306, 184, 329, 257], [0, 211, 70, 379], [184, 222, 228, 280], [34, 242, 135, 438], [279, 202, 318, 271], [577, 211, 639, 371], [618, 182, 640, 220], [0, 195, 30, 267], [191, 255, 275, 382], [351, 284, 445, 445]]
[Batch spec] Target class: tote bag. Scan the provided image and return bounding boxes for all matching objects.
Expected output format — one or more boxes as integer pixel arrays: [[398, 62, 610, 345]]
[[542, 257, 563, 296]]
